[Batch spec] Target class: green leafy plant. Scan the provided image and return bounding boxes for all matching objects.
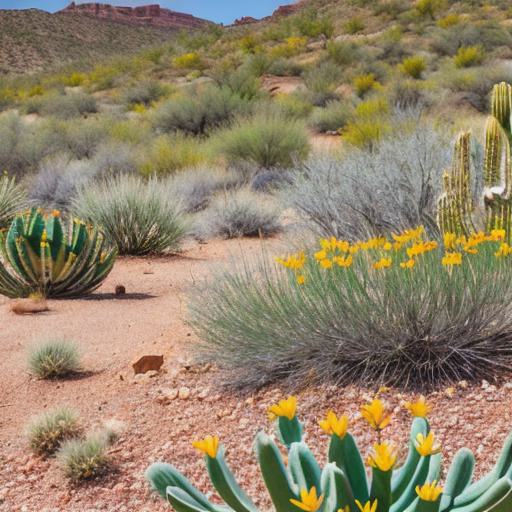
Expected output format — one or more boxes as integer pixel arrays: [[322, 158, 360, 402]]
[[73, 175, 187, 255], [353, 74, 379, 98], [28, 407, 81, 455], [28, 339, 81, 379], [399, 56, 427, 79], [0, 208, 117, 298], [146, 396, 512, 512], [344, 17, 365, 35], [453, 46, 484, 69]]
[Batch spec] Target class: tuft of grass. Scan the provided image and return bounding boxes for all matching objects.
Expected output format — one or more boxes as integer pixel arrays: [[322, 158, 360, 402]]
[[215, 112, 309, 169], [73, 175, 188, 255], [201, 187, 282, 239], [415, 0, 447, 19], [353, 73, 379, 98], [344, 17, 365, 35], [399, 55, 427, 79], [28, 340, 81, 379], [454, 46, 485, 68], [58, 433, 109, 481], [309, 101, 354, 133], [0, 174, 26, 228], [28, 407, 81, 455]]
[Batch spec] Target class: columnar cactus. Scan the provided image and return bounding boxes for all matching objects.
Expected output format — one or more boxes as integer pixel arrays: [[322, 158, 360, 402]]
[[437, 82, 512, 241], [0, 208, 117, 298], [145, 397, 512, 512]]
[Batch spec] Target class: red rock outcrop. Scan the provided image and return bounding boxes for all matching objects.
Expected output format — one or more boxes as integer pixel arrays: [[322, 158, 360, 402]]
[[233, 2, 301, 26], [60, 2, 211, 29]]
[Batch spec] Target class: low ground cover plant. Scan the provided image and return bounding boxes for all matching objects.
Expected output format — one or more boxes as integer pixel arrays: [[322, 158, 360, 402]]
[[28, 339, 81, 379], [190, 226, 512, 389], [147, 396, 512, 512], [0, 208, 117, 298], [73, 175, 187, 255]]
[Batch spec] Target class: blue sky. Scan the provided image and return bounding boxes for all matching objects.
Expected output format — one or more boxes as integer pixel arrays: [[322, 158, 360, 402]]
[[0, 0, 288, 24]]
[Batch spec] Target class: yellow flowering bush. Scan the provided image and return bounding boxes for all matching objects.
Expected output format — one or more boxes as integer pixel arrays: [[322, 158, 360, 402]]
[[189, 225, 512, 389]]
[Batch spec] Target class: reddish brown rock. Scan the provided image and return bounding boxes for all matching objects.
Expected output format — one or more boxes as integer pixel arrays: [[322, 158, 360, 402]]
[[232, 2, 302, 26], [60, 2, 212, 30], [132, 354, 164, 374], [9, 298, 49, 315]]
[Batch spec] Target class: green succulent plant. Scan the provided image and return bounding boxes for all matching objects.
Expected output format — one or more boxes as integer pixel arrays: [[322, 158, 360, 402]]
[[145, 396, 512, 512], [0, 208, 117, 298], [437, 82, 512, 241]]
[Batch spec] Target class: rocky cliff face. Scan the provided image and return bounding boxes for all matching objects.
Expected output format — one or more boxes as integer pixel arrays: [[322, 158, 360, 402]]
[[233, 2, 301, 26], [60, 2, 211, 30]]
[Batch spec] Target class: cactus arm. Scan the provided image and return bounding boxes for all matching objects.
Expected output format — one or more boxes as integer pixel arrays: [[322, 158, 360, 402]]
[[278, 416, 304, 448], [370, 467, 392, 512], [392, 418, 429, 500], [256, 432, 299, 512], [166, 487, 220, 512], [450, 477, 512, 512], [205, 446, 258, 512], [390, 456, 431, 512], [453, 433, 512, 507], [321, 463, 356, 512], [439, 449, 475, 512], [328, 433, 369, 504], [406, 497, 442, 512], [491, 82, 512, 138], [145, 462, 218, 509], [288, 442, 322, 493]]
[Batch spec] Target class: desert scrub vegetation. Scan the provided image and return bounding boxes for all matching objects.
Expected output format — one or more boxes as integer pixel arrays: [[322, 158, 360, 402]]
[[73, 175, 188, 255], [309, 101, 354, 133], [189, 227, 512, 389], [200, 187, 282, 239], [122, 80, 169, 109], [285, 123, 450, 239], [152, 85, 250, 136], [148, 396, 512, 512], [0, 209, 117, 298], [28, 407, 81, 455], [35, 91, 97, 119], [28, 339, 81, 379], [0, 175, 26, 228], [399, 55, 427, 79], [58, 433, 110, 481], [216, 112, 310, 169], [453, 46, 485, 68]]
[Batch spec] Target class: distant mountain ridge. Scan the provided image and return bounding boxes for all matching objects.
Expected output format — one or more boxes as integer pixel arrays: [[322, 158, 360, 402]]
[[59, 2, 212, 29]]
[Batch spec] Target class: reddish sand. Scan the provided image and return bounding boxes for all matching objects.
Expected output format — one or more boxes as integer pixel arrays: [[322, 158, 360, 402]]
[[0, 238, 511, 511]]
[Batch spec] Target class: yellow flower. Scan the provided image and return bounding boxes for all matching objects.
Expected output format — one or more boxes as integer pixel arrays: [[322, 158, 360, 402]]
[[269, 396, 297, 421], [400, 259, 415, 269], [314, 250, 328, 261], [383, 242, 392, 251], [495, 243, 512, 258], [320, 237, 338, 251], [296, 275, 306, 285], [276, 251, 306, 270], [404, 396, 431, 418], [355, 499, 378, 512], [361, 399, 391, 431], [319, 259, 333, 269], [392, 226, 424, 244], [333, 255, 353, 268], [290, 487, 324, 512], [415, 432, 442, 456], [192, 435, 219, 458], [51, 209, 61, 218], [443, 232, 457, 250], [489, 229, 506, 241], [367, 441, 397, 471], [407, 241, 438, 258], [373, 257, 392, 270], [416, 481, 443, 502], [319, 411, 349, 439], [442, 252, 462, 266], [336, 240, 350, 252], [337, 507, 350, 512]]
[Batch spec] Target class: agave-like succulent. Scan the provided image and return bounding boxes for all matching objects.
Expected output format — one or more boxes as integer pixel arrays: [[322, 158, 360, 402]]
[[0, 208, 117, 298]]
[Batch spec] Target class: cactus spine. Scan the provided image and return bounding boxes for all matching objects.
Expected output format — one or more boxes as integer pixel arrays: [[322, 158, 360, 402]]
[[437, 82, 512, 240]]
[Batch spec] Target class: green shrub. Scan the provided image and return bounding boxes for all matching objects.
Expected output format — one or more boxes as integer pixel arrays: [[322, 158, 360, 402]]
[[0, 208, 117, 298], [415, 0, 447, 19], [58, 434, 109, 481], [437, 13, 461, 28], [326, 40, 359, 66], [201, 187, 282, 239], [210, 61, 262, 100], [39, 92, 97, 119], [139, 134, 206, 176], [28, 340, 81, 379], [28, 407, 81, 455], [152, 85, 248, 136], [454, 46, 485, 68], [293, 8, 334, 38], [174, 52, 202, 69], [303, 62, 343, 106], [63, 72, 87, 87], [216, 113, 310, 169], [309, 101, 354, 133], [344, 17, 365, 34], [189, 228, 512, 389], [353, 73, 379, 97], [73, 175, 187, 255], [0, 175, 26, 228], [399, 55, 427, 79], [274, 93, 313, 120], [122, 80, 168, 108]]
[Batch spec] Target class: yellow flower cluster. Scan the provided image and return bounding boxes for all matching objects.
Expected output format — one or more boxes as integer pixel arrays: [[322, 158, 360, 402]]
[[314, 236, 354, 269], [366, 441, 397, 471], [416, 481, 444, 502], [276, 251, 306, 285]]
